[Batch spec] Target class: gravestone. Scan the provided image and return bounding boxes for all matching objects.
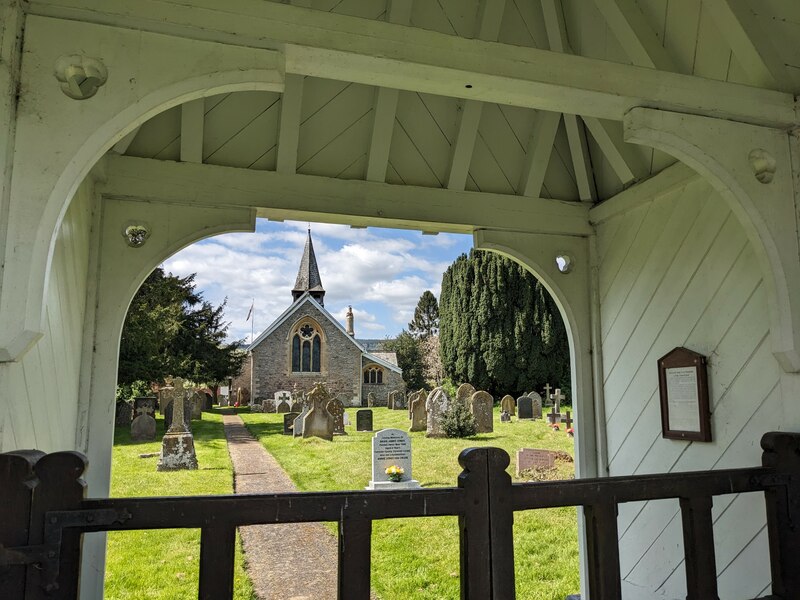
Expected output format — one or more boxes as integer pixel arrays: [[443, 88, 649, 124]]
[[518, 397, 533, 420], [163, 397, 192, 431], [190, 391, 203, 420], [455, 383, 475, 405], [276, 400, 290, 413], [425, 387, 449, 438], [131, 412, 156, 441], [238, 387, 251, 405], [293, 405, 309, 437], [274, 390, 292, 413], [160, 381, 191, 430], [409, 394, 427, 432], [326, 398, 346, 435], [133, 397, 156, 419], [157, 382, 198, 471], [552, 388, 566, 413], [302, 383, 334, 441], [202, 392, 213, 411], [547, 405, 561, 425], [564, 411, 573, 430], [387, 391, 394, 410], [516, 448, 558, 476], [543, 384, 553, 407], [407, 390, 424, 419], [500, 411, 511, 423], [500, 395, 516, 416], [470, 391, 494, 433], [390, 390, 406, 410], [366, 429, 420, 490], [367, 392, 376, 408], [290, 401, 303, 412], [343, 411, 351, 426], [283, 412, 299, 435], [115, 400, 133, 426], [356, 409, 373, 432], [529, 392, 543, 419]]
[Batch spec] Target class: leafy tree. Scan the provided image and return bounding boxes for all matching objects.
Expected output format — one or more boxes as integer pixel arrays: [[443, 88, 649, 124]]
[[420, 334, 444, 388], [408, 290, 440, 338], [118, 268, 245, 398], [384, 330, 425, 390], [439, 250, 570, 398]]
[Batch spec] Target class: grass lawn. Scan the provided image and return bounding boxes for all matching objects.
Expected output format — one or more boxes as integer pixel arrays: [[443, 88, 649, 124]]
[[240, 406, 580, 600], [105, 411, 255, 600]]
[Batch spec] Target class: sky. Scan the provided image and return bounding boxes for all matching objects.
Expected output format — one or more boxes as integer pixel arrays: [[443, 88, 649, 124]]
[[162, 219, 473, 343]]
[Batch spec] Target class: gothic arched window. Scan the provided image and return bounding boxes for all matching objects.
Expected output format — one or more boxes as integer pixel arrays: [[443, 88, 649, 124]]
[[291, 321, 321, 372], [363, 366, 384, 384]]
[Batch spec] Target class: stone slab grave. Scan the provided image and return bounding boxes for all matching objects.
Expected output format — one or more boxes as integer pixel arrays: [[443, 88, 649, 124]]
[[390, 389, 406, 410], [130, 403, 156, 441], [501, 395, 516, 416], [516, 448, 559, 477], [302, 383, 334, 441], [289, 401, 303, 413], [517, 397, 533, 420], [190, 391, 203, 420], [115, 400, 132, 426], [274, 390, 292, 413], [157, 380, 198, 471], [367, 428, 420, 490], [276, 400, 290, 413], [293, 405, 310, 437], [425, 387, 449, 438], [470, 391, 494, 433], [133, 397, 156, 419], [456, 383, 476, 405], [407, 389, 424, 419], [409, 393, 427, 432], [326, 398, 346, 435], [530, 392, 543, 419], [356, 409, 373, 432], [283, 412, 299, 435], [367, 392, 376, 408]]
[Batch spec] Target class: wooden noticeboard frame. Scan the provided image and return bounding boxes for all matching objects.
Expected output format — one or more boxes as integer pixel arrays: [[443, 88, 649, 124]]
[[657, 347, 711, 442]]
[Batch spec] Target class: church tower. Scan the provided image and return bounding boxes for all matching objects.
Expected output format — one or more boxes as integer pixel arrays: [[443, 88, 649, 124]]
[[292, 229, 325, 306]]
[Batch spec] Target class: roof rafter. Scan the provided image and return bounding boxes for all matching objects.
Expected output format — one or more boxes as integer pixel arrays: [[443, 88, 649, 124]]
[[589, 0, 676, 71], [582, 116, 636, 187], [518, 111, 560, 198], [27, 0, 797, 127], [179, 99, 204, 163], [365, 0, 413, 183], [101, 154, 593, 237], [111, 125, 140, 154], [446, 0, 506, 191], [276, 73, 304, 175]]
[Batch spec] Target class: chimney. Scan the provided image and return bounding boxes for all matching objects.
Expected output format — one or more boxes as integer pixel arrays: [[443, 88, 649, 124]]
[[346, 305, 354, 336]]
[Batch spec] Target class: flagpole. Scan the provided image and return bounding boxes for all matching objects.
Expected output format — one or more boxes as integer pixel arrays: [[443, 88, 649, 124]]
[[250, 298, 255, 404]]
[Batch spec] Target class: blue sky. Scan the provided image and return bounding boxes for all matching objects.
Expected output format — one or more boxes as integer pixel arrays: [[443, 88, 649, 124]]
[[163, 219, 473, 343]]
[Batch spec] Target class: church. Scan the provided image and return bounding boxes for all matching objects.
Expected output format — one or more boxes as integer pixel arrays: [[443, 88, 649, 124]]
[[233, 229, 404, 406]]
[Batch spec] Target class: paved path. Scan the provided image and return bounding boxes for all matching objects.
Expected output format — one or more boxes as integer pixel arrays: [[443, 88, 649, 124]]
[[222, 413, 338, 600]]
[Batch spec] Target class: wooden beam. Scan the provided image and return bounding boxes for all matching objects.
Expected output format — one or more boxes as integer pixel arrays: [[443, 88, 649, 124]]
[[582, 116, 636, 186], [703, 0, 793, 92], [26, 0, 797, 128], [276, 73, 304, 175], [101, 155, 592, 236], [365, 0, 413, 183], [111, 125, 140, 155], [541, 0, 596, 202], [446, 0, 506, 191], [179, 99, 204, 163], [518, 111, 560, 197], [589, 0, 676, 71]]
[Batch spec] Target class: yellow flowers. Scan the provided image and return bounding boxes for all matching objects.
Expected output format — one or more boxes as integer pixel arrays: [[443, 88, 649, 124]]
[[385, 465, 405, 482]]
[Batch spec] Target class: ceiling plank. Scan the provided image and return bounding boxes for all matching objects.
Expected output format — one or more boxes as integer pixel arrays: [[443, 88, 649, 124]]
[[518, 111, 560, 198], [102, 154, 592, 236], [446, 0, 506, 191], [582, 116, 636, 186], [276, 73, 304, 175], [541, 0, 596, 201], [27, 0, 796, 127], [111, 125, 141, 155], [589, 0, 676, 71], [179, 99, 204, 163], [365, 0, 413, 183], [703, 0, 793, 91]]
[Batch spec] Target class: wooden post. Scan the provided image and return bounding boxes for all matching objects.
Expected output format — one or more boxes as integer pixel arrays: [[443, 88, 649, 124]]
[[0, 450, 45, 599], [457, 447, 515, 599], [679, 495, 719, 600], [584, 501, 622, 600], [198, 525, 235, 600], [761, 432, 800, 599], [338, 516, 372, 599]]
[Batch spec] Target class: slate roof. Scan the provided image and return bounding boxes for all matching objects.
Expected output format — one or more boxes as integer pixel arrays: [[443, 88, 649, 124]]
[[369, 352, 398, 366], [292, 229, 324, 294]]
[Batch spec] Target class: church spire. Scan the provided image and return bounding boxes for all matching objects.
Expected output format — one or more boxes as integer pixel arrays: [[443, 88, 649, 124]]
[[292, 228, 325, 305]]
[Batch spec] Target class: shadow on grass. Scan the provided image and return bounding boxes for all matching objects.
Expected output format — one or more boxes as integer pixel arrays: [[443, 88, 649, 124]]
[[244, 422, 285, 438], [211, 406, 252, 415]]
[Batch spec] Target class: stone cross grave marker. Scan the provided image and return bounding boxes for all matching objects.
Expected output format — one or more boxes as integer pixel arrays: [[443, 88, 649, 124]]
[[543, 384, 553, 406], [553, 388, 566, 412], [326, 398, 346, 435], [425, 387, 449, 438], [293, 405, 310, 437], [283, 412, 299, 435], [547, 405, 561, 425], [157, 380, 198, 471], [357, 409, 373, 432], [470, 391, 494, 433], [516, 448, 557, 477], [517, 396, 533, 420], [367, 429, 420, 490], [500, 395, 515, 416], [564, 411, 573, 430]]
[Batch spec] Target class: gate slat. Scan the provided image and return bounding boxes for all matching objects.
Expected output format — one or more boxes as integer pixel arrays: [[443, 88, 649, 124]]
[[584, 502, 621, 600], [338, 516, 372, 599], [680, 495, 719, 600], [198, 525, 235, 600]]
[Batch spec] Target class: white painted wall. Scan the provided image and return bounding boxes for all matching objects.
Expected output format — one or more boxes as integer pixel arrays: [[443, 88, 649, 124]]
[[0, 177, 95, 452], [596, 174, 800, 599]]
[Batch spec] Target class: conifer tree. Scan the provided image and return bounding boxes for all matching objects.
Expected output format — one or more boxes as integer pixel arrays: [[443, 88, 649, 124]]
[[408, 290, 440, 337], [439, 250, 570, 397]]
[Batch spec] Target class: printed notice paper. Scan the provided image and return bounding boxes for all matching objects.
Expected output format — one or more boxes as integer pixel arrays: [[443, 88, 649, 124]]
[[665, 366, 701, 432]]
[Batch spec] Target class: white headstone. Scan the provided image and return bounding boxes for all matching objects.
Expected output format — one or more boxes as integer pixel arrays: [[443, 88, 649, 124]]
[[293, 405, 310, 437], [366, 428, 420, 490]]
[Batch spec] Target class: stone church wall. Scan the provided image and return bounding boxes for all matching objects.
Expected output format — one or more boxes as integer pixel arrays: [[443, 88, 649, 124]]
[[361, 359, 405, 405], [250, 301, 362, 403]]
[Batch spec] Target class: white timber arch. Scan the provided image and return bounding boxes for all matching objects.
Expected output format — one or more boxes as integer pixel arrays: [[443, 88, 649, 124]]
[[624, 107, 800, 373], [474, 228, 597, 600], [0, 15, 282, 362]]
